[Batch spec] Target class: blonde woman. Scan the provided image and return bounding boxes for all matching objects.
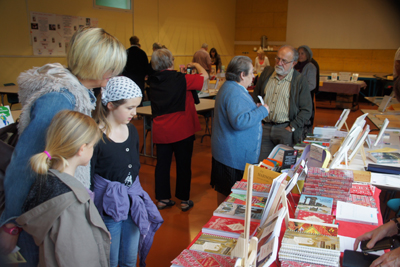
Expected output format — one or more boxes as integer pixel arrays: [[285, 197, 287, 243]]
[[254, 48, 270, 74], [0, 27, 126, 265], [16, 110, 109, 266]]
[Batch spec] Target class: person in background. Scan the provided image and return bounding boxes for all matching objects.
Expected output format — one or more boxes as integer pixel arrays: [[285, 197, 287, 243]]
[[17, 110, 109, 267], [148, 48, 208, 211], [0, 27, 126, 266], [211, 56, 270, 204], [294, 45, 317, 135], [122, 36, 150, 104], [210, 48, 222, 74], [394, 47, 400, 80], [193, 43, 212, 74], [253, 45, 312, 161], [91, 76, 163, 267], [254, 47, 270, 75]]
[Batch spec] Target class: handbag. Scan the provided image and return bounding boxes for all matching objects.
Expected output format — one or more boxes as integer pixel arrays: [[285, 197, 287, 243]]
[[0, 122, 19, 215]]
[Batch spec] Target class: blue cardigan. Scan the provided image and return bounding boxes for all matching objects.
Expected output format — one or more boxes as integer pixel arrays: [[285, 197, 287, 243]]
[[211, 80, 269, 170]]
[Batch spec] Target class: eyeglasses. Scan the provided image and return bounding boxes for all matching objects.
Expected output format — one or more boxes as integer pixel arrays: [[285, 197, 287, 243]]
[[275, 57, 293, 65]]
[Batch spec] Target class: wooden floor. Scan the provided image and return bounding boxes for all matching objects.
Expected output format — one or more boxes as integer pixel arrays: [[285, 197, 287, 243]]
[[132, 100, 380, 267]]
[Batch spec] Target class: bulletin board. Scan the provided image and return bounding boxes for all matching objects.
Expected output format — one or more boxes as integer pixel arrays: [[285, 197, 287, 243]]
[[30, 12, 98, 56]]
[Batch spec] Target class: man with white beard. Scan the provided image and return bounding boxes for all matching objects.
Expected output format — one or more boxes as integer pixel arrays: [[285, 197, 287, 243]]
[[252, 45, 312, 161]]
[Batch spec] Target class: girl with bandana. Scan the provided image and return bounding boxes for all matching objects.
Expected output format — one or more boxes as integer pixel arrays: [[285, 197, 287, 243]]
[[91, 76, 163, 267]]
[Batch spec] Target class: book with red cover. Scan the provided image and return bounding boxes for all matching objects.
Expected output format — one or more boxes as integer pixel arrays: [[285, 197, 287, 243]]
[[230, 181, 271, 197], [307, 167, 354, 182], [281, 260, 328, 267], [287, 219, 338, 237], [346, 194, 377, 208], [171, 249, 237, 267], [296, 210, 335, 224], [224, 193, 267, 208], [202, 216, 259, 239], [350, 184, 374, 196], [187, 232, 237, 256]]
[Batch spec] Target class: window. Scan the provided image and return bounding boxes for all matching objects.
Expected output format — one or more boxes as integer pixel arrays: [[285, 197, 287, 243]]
[[94, 0, 132, 11]]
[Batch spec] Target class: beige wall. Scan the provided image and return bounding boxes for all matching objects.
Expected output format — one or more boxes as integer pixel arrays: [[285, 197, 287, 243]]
[[0, 0, 236, 94], [234, 0, 397, 74]]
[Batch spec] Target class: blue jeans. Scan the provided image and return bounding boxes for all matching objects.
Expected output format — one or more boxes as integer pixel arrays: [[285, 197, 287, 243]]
[[103, 215, 140, 267]]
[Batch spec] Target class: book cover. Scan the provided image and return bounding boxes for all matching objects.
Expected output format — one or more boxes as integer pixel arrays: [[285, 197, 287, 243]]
[[281, 150, 298, 169], [281, 230, 340, 253], [296, 194, 333, 215], [296, 211, 334, 224], [287, 219, 338, 237], [171, 249, 237, 267], [242, 163, 280, 184], [188, 232, 237, 256], [307, 167, 354, 181], [0, 106, 14, 129], [257, 236, 278, 267], [281, 260, 330, 267], [368, 152, 400, 164], [224, 193, 267, 208], [213, 202, 263, 222], [201, 216, 259, 239], [350, 184, 374, 196], [336, 201, 378, 225], [346, 194, 377, 209], [230, 181, 271, 197]]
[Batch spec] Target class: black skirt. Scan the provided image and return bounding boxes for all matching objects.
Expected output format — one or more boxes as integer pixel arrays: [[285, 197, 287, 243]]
[[210, 157, 244, 197]]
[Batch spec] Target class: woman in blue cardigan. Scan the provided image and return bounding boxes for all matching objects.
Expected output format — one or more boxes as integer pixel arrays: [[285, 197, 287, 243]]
[[211, 56, 270, 205]]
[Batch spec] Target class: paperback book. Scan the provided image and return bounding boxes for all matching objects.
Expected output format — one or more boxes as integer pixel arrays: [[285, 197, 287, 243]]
[[171, 249, 238, 267], [231, 181, 271, 197], [201, 216, 259, 239], [187, 232, 237, 256], [295, 194, 333, 216], [287, 219, 338, 237], [296, 211, 335, 224], [224, 193, 267, 208], [367, 152, 400, 164], [213, 202, 263, 222], [336, 201, 378, 225]]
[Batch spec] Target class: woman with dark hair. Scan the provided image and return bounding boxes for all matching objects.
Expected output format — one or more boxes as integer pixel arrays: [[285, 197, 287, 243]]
[[210, 56, 270, 205], [294, 45, 317, 135], [148, 48, 208, 212], [210, 48, 222, 73]]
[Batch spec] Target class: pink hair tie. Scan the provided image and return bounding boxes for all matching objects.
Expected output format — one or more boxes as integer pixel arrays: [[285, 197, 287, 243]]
[[44, 151, 52, 160]]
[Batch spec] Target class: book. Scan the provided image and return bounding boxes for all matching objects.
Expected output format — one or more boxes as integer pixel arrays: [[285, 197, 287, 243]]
[[346, 194, 377, 209], [336, 201, 378, 225], [257, 236, 278, 267], [201, 216, 259, 239], [287, 219, 338, 237], [0, 106, 14, 129], [367, 163, 400, 175], [242, 163, 280, 184], [281, 260, 329, 267], [367, 152, 400, 164], [213, 202, 263, 222], [307, 167, 354, 181], [296, 194, 333, 216], [188, 232, 237, 256], [171, 249, 238, 267], [350, 184, 374, 196], [281, 149, 298, 169], [230, 181, 271, 197], [296, 211, 334, 224], [224, 193, 267, 208], [294, 143, 308, 150], [256, 207, 287, 251]]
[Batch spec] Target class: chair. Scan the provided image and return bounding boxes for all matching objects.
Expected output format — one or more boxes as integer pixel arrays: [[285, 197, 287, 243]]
[[4, 83, 19, 110], [386, 198, 400, 221]]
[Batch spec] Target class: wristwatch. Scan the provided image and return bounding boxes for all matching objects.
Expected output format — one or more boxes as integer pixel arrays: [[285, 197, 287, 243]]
[[290, 125, 295, 132], [390, 217, 400, 235], [1, 224, 22, 235]]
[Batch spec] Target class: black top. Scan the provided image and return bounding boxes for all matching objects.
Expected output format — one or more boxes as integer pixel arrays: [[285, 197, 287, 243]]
[[23, 172, 71, 212], [90, 124, 141, 189], [122, 46, 150, 90]]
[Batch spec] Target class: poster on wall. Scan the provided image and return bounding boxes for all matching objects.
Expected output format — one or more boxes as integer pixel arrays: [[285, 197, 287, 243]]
[[30, 12, 98, 56]]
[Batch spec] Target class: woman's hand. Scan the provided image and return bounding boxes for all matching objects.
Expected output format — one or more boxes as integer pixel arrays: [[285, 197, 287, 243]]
[[370, 247, 400, 267], [354, 220, 398, 251]]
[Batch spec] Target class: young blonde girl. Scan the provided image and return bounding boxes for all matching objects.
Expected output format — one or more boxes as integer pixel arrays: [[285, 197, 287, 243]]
[[16, 110, 111, 267], [91, 76, 163, 267]]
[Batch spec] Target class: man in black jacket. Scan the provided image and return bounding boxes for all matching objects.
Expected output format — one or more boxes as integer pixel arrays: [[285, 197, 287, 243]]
[[122, 36, 149, 105]]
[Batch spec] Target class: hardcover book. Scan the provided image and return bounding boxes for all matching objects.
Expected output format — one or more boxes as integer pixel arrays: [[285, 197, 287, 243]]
[[171, 249, 237, 267], [224, 193, 267, 208], [187, 232, 237, 256], [213, 202, 263, 222], [201, 216, 259, 239]]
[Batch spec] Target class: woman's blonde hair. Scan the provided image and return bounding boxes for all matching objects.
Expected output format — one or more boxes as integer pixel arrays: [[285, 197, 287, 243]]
[[67, 27, 127, 80], [30, 110, 101, 175]]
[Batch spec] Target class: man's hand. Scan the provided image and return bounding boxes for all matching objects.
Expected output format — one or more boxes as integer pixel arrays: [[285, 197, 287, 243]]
[[354, 220, 398, 251], [0, 224, 19, 255], [285, 126, 292, 132], [370, 247, 400, 267]]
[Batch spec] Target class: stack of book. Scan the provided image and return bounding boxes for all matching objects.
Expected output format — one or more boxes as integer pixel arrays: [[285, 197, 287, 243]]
[[302, 168, 354, 203], [278, 220, 341, 267], [303, 134, 331, 147], [230, 181, 271, 197]]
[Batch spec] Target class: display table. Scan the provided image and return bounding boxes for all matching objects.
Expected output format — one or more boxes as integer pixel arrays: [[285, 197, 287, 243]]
[[361, 109, 400, 131], [0, 85, 18, 105], [319, 80, 367, 110]]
